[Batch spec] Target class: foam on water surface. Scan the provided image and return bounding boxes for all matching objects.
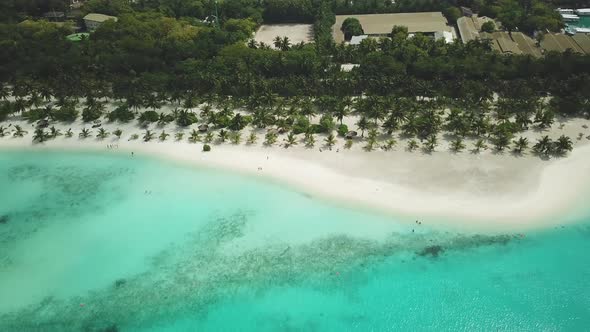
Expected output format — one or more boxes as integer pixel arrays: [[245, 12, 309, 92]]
[[0, 150, 589, 331]]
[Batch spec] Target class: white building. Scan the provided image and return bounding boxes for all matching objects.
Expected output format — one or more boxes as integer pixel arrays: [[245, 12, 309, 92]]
[[434, 30, 454, 43], [349, 35, 368, 45], [84, 13, 117, 31]]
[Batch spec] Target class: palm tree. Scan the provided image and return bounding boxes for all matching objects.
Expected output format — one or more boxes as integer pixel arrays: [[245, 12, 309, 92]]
[[79, 128, 91, 138], [0, 126, 5, 137], [300, 99, 316, 121], [407, 139, 419, 151], [515, 113, 532, 131], [247, 39, 258, 49], [356, 116, 369, 137], [175, 132, 185, 141], [159, 131, 170, 141], [344, 139, 353, 149], [13, 125, 27, 137], [534, 109, 555, 129], [382, 138, 397, 151], [97, 128, 109, 139], [364, 128, 378, 151], [247, 132, 257, 145], [264, 131, 278, 146], [176, 110, 197, 127], [424, 135, 437, 152], [554, 135, 573, 155], [512, 137, 529, 154], [189, 129, 201, 143], [472, 138, 487, 153], [280, 36, 291, 51], [334, 103, 349, 125], [204, 132, 214, 143], [218, 129, 228, 143], [143, 130, 155, 142], [113, 129, 123, 138], [273, 36, 282, 49], [450, 138, 466, 152], [33, 128, 46, 142], [230, 131, 242, 145], [65, 128, 73, 138], [325, 133, 336, 148], [533, 135, 553, 156], [0, 84, 10, 101], [304, 132, 315, 148], [284, 132, 297, 147], [49, 126, 62, 138]]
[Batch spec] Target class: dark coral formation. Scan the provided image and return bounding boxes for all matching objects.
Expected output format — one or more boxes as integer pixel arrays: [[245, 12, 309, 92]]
[[417, 245, 444, 258]]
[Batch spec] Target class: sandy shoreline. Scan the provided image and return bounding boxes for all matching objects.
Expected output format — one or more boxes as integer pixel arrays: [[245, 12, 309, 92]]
[[2, 117, 590, 232]]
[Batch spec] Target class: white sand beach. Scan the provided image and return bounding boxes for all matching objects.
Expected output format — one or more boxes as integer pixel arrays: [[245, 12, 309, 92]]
[[2, 113, 590, 232]]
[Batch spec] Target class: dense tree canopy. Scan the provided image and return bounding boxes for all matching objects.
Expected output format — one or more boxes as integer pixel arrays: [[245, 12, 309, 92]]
[[341, 17, 364, 40]]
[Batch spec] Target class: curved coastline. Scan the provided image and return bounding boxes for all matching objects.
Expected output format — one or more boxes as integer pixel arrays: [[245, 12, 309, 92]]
[[1, 135, 589, 232]]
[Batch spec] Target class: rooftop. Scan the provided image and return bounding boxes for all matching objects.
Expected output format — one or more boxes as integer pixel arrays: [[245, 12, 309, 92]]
[[83, 13, 118, 23], [350, 35, 368, 45], [333, 12, 451, 43], [541, 33, 585, 53], [457, 16, 479, 43], [572, 33, 590, 54]]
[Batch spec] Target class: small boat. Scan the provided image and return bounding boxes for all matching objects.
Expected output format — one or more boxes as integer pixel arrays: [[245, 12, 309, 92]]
[[575, 8, 590, 16], [557, 8, 575, 14], [561, 14, 580, 22]]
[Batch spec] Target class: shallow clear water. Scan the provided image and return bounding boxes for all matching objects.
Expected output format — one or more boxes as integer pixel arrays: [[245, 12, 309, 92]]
[[0, 150, 589, 331]]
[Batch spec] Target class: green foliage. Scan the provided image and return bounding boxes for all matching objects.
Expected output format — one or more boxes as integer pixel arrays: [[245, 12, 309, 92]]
[[292, 116, 310, 134], [139, 110, 159, 123], [318, 114, 335, 134], [443, 7, 462, 23], [223, 19, 257, 42], [83, 0, 132, 16], [22, 108, 48, 122], [263, 0, 314, 23], [481, 21, 495, 33], [264, 130, 278, 145], [229, 113, 250, 131], [53, 104, 78, 122], [108, 105, 135, 123], [390, 25, 408, 40], [203, 144, 211, 152], [82, 105, 104, 122], [176, 110, 198, 127], [341, 17, 363, 40], [337, 124, 348, 137], [0, 102, 11, 122]]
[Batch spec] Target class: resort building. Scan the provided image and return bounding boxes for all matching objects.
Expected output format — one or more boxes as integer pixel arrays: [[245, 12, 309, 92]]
[[349, 35, 369, 45], [333, 12, 455, 43], [479, 32, 542, 57], [540, 33, 586, 54], [572, 33, 590, 54], [83, 13, 118, 31], [457, 15, 495, 43], [42, 11, 65, 21]]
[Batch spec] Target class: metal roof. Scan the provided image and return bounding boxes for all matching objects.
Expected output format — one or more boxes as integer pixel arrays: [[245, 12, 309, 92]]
[[83, 13, 118, 23], [333, 12, 451, 43]]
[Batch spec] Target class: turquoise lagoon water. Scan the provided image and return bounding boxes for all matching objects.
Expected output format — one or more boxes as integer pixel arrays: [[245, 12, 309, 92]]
[[0, 150, 589, 331]]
